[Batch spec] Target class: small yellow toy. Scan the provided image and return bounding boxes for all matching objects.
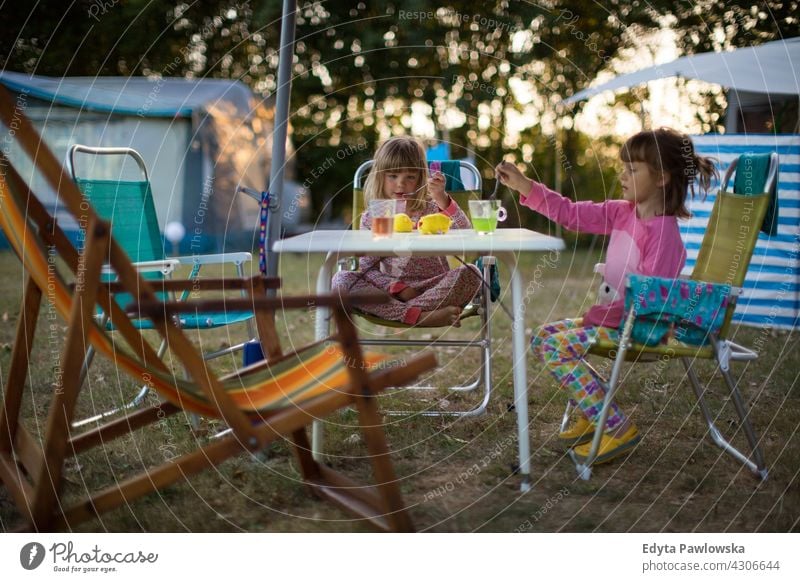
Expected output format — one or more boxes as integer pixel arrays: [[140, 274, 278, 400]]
[[393, 213, 414, 233], [418, 213, 452, 234]]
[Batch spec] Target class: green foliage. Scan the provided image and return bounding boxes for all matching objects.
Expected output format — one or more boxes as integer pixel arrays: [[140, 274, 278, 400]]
[[0, 1, 791, 222]]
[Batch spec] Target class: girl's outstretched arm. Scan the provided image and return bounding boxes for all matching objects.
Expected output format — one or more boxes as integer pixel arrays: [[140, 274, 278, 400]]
[[496, 161, 621, 235]]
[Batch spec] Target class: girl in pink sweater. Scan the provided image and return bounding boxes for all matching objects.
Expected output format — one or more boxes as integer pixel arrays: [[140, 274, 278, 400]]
[[496, 127, 716, 464]]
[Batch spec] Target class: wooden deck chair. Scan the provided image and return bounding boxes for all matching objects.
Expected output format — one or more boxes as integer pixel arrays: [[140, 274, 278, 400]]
[[65, 145, 257, 426], [568, 152, 779, 480], [0, 87, 436, 532], [348, 159, 496, 417]]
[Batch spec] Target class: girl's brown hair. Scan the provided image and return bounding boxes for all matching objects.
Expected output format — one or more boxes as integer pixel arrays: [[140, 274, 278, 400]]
[[621, 127, 717, 219], [363, 136, 429, 214]]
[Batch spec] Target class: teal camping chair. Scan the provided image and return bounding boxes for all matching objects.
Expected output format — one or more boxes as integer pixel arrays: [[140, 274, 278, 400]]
[[67, 145, 260, 426], [348, 159, 500, 417], [569, 152, 779, 480]]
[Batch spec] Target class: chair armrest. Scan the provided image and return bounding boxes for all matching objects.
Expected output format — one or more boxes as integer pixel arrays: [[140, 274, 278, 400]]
[[127, 291, 388, 318], [102, 275, 281, 294], [623, 274, 737, 346], [101, 258, 179, 276], [174, 252, 252, 266], [624, 274, 742, 301]]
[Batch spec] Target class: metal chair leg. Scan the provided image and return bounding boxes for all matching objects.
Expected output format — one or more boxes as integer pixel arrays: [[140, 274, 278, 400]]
[[682, 352, 767, 480], [382, 258, 494, 417], [72, 336, 168, 428], [570, 308, 635, 479], [559, 402, 575, 433]]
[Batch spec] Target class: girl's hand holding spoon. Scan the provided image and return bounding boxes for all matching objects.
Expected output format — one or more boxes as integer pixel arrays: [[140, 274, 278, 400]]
[[426, 171, 450, 210]]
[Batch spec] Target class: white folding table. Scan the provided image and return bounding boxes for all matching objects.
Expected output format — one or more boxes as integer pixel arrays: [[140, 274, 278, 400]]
[[273, 228, 565, 491]]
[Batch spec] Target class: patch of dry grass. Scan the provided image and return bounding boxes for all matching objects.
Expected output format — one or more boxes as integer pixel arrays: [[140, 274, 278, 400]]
[[0, 246, 797, 532]]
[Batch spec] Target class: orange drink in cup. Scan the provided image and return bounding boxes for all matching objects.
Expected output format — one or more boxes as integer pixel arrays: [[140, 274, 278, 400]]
[[369, 199, 396, 239]]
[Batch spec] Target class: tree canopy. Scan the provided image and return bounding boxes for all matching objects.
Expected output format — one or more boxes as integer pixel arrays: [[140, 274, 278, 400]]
[[1, 1, 795, 225]]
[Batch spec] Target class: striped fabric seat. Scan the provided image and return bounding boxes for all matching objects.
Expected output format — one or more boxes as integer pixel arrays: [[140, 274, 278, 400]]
[[0, 87, 436, 533], [0, 163, 387, 419], [140, 341, 390, 417]]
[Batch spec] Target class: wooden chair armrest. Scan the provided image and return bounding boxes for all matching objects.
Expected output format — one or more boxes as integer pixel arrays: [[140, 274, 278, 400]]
[[100, 276, 281, 294], [127, 291, 387, 317]]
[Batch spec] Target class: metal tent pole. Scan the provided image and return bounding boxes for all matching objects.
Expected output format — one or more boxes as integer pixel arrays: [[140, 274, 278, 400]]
[[725, 89, 740, 133], [553, 107, 563, 240], [265, 0, 297, 285]]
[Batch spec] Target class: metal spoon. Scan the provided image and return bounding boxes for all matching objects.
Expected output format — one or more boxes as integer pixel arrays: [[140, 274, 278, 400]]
[[403, 171, 443, 197], [402, 183, 427, 197], [490, 177, 502, 200], [491, 161, 510, 200]]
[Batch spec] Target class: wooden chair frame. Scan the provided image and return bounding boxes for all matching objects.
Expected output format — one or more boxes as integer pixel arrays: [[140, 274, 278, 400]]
[[0, 86, 435, 532]]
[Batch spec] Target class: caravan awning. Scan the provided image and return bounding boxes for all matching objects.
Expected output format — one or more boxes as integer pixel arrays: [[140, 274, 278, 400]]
[[0, 71, 255, 118], [564, 37, 800, 104]]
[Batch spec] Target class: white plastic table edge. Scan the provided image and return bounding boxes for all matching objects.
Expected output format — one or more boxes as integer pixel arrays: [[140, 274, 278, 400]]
[[272, 228, 566, 491]]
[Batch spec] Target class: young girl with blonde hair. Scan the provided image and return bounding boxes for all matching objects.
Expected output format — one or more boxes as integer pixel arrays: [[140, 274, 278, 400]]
[[332, 136, 481, 327]]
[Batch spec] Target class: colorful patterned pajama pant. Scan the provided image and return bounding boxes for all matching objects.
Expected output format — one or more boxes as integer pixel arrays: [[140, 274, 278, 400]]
[[531, 319, 627, 430], [332, 265, 482, 324]]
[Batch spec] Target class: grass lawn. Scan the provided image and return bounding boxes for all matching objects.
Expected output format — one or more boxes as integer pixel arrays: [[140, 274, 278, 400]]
[[0, 246, 798, 532]]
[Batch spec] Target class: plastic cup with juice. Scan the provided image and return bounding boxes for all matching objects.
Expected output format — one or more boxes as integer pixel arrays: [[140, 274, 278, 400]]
[[468, 199, 507, 235], [369, 199, 396, 239]]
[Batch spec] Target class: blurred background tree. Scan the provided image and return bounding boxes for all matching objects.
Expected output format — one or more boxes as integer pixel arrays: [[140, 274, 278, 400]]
[[1, 0, 794, 235]]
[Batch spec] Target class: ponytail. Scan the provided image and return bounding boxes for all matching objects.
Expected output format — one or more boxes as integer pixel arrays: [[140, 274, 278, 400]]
[[687, 154, 717, 199]]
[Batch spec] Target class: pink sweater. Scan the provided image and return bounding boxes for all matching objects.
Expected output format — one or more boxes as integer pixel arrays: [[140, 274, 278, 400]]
[[520, 182, 687, 328]]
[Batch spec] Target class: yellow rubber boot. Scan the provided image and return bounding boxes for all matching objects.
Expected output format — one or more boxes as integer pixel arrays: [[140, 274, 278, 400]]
[[558, 416, 596, 447], [572, 425, 641, 465]]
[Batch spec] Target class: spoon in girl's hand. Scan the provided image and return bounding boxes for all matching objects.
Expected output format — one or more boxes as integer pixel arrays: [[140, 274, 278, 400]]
[[490, 176, 502, 200], [401, 183, 427, 197], [491, 162, 510, 200], [403, 171, 444, 197]]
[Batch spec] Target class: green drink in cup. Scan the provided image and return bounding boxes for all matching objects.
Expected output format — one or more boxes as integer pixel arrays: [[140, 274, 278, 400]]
[[469, 199, 507, 235]]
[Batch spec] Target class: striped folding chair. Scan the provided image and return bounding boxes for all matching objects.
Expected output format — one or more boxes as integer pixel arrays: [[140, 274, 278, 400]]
[[0, 86, 436, 532]]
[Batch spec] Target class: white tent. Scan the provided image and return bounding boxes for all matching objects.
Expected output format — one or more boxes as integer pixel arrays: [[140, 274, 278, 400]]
[[564, 36, 800, 105]]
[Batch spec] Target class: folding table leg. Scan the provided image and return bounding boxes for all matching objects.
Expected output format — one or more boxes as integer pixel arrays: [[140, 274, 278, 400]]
[[498, 251, 532, 491], [312, 252, 337, 461]]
